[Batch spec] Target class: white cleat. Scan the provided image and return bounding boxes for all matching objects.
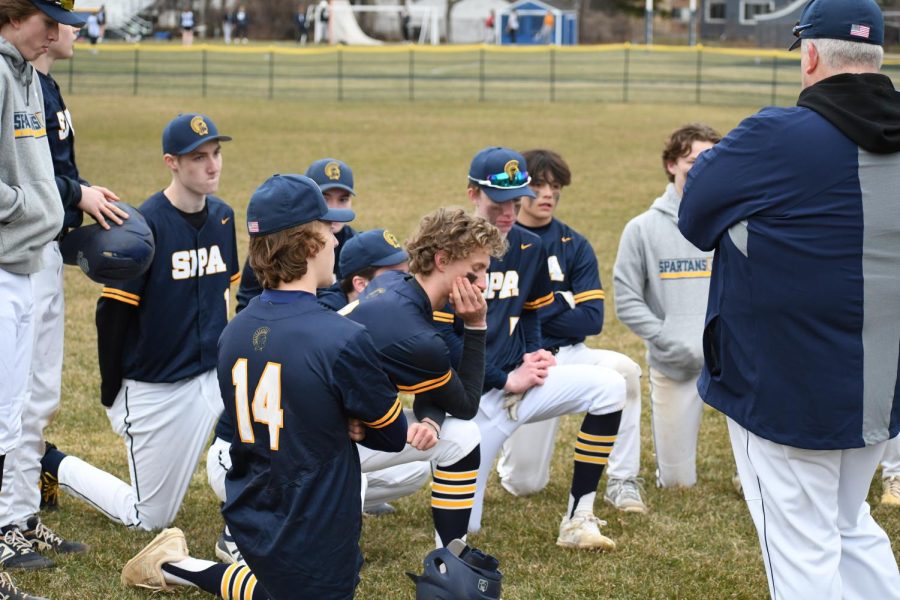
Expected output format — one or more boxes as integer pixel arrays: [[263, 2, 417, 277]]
[[121, 528, 189, 591], [556, 512, 616, 551]]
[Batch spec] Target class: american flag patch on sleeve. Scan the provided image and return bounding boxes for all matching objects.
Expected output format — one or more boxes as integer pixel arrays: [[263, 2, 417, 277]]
[[850, 24, 871, 39]]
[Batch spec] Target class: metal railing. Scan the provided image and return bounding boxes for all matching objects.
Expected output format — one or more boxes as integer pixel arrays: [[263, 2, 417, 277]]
[[57, 42, 900, 106]]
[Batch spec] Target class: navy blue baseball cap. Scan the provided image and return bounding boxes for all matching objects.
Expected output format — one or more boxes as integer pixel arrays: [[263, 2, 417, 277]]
[[31, 0, 86, 27], [247, 174, 355, 237], [339, 229, 409, 279], [468, 147, 536, 203], [306, 158, 356, 195], [789, 0, 883, 50], [162, 114, 232, 155]]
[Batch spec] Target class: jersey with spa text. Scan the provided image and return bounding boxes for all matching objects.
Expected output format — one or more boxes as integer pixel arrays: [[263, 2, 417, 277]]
[[99, 192, 239, 382]]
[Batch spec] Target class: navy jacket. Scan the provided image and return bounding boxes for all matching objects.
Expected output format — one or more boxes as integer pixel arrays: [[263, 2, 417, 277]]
[[679, 73, 900, 450]]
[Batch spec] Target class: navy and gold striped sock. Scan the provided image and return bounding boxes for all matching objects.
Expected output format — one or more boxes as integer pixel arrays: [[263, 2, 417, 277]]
[[431, 446, 480, 547], [161, 561, 264, 599], [569, 411, 622, 518]]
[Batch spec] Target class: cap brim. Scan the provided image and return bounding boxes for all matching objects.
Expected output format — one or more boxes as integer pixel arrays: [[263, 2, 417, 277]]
[[319, 183, 356, 196], [371, 249, 409, 267], [322, 207, 355, 223], [35, 3, 86, 26], [788, 37, 801, 51], [172, 135, 233, 156], [482, 185, 536, 203]]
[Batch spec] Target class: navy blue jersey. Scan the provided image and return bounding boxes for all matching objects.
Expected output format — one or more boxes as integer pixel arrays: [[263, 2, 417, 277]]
[[437, 226, 554, 392], [520, 219, 605, 349], [346, 271, 454, 397], [38, 71, 84, 230], [235, 225, 357, 312], [100, 192, 240, 382], [219, 290, 404, 599]]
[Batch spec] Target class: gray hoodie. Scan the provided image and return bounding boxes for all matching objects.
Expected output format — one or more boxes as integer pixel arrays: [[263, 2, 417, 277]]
[[0, 35, 63, 275], [613, 183, 713, 381]]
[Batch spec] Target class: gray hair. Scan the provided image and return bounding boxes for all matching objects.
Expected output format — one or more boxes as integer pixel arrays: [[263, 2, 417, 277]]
[[803, 38, 884, 71]]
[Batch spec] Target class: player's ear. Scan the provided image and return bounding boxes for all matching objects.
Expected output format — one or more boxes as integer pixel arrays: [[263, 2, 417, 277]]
[[163, 153, 179, 171], [352, 275, 369, 294], [665, 160, 678, 178], [434, 250, 449, 273]]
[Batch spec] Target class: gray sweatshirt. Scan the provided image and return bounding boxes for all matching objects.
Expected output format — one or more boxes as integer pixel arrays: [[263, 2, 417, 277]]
[[613, 183, 713, 381], [0, 35, 63, 275]]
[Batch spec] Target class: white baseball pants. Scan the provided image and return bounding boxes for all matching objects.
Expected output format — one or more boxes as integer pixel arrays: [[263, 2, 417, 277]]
[[1, 243, 64, 526], [207, 416, 441, 509], [649, 367, 704, 487], [469, 363, 626, 533], [59, 370, 221, 530], [728, 418, 900, 600], [0, 267, 34, 525], [496, 344, 642, 496]]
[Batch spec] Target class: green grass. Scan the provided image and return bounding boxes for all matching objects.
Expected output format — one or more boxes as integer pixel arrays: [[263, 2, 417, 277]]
[[13, 95, 900, 599]]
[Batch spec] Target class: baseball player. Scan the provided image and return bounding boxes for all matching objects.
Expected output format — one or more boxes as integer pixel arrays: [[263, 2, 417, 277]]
[[236, 157, 357, 311], [495, 149, 646, 513], [345, 207, 507, 548], [205, 228, 426, 563], [2, 17, 132, 568], [132, 174, 407, 600], [0, 0, 87, 591], [40, 113, 239, 531], [678, 1, 900, 596], [438, 147, 626, 550], [613, 124, 720, 489]]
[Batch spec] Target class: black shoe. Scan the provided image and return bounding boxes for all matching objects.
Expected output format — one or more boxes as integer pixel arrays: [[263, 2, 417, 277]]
[[22, 517, 87, 555], [38, 470, 59, 512], [0, 572, 49, 600], [0, 527, 54, 570]]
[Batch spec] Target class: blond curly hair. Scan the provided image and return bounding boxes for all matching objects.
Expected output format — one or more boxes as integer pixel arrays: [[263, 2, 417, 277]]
[[406, 207, 507, 276]]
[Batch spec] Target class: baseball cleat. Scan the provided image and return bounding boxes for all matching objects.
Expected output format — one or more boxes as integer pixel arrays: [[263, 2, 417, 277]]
[[121, 528, 189, 590], [38, 470, 59, 511], [556, 513, 616, 551], [604, 477, 648, 514], [0, 572, 49, 600], [23, 516, 87, 555], [882, 476, 900, 507], [214, 526, 244, 565], [0, 527, 55, 570]]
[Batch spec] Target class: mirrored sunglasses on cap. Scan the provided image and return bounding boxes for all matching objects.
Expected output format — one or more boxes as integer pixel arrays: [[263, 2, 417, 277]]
[[468, 170, 531, 189], [792, 21, 812, 38]]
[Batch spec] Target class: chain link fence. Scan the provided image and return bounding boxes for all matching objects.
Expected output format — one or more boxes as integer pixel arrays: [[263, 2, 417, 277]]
[[57, 43, 900, 106]]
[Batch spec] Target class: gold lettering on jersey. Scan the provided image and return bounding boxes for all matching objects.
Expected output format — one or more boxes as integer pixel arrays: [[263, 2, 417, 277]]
[[547, 255, 564, 282], [485, 271, 519, 300], [171, 245, 228, 280]]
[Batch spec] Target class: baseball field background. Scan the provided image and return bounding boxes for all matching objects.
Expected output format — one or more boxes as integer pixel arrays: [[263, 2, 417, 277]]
[[16, 87, 900, 598]]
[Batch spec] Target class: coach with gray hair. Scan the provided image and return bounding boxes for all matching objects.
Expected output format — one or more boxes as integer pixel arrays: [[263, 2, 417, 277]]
[[677, 0, 900, 598]]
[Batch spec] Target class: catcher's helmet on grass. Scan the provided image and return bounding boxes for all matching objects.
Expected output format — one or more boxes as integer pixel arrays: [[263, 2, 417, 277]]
[[60, 203, 155, 283], [407, 539, 502, 600]]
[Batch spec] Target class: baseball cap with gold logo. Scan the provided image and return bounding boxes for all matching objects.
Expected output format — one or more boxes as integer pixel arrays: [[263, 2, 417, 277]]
[[30, 0, 86, 27], [162, 113, 232, 156], [306, 158, 356, 195]]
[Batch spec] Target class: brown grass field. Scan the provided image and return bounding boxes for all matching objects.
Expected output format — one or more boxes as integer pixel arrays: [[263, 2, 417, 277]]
[[11, 93, 900, 599]]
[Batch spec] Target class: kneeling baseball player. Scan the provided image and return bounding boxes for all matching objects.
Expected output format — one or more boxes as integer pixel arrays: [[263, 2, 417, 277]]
[[122, 174, 408, 599]]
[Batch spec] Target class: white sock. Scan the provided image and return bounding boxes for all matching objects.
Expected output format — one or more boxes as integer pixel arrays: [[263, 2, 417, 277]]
[[567, 492, 595, 518], [162, 557, 218, 587]]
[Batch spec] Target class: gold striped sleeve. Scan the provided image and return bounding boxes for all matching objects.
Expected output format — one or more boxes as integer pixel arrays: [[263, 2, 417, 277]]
[[396, 370, 452, 394], [574, 289, 605, 303], [101, 287, 140, 307], [523, 291, 554, 310], [363, 396, 403, 429], [230, 272, 241, 284], [432, 310, 454, 324]]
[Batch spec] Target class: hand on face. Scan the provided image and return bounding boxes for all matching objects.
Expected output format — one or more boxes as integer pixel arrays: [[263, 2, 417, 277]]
[[449, 275, 487, 328]]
